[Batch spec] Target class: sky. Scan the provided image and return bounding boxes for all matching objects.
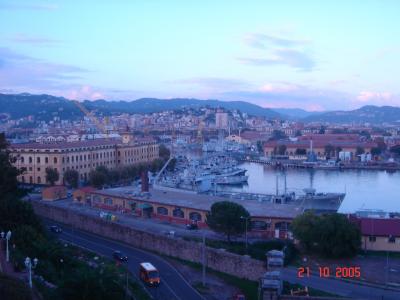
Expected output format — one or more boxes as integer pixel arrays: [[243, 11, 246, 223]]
[[1, 0, 400, 111]]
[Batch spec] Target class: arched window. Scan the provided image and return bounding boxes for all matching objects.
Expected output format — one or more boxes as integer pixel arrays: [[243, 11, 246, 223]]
[[173, 208, 184, 218], [189, 212, 202, 221], [157, 207, 169, 215], [93, 195, 101, 203]]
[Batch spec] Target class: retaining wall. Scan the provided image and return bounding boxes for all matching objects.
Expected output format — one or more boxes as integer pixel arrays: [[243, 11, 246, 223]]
[[32, 201, 266, 280]]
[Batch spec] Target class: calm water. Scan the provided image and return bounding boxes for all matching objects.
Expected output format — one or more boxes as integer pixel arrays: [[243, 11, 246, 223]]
[[231, 162, 400, 213]]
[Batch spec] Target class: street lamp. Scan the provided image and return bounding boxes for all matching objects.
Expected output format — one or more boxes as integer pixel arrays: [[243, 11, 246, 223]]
[[1, 230, 12, 262], [25, 257, 38, 288], [240, 216, 250, 253]]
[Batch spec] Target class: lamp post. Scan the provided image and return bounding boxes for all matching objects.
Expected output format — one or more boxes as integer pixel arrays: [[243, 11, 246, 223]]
[[240, 216, 250, 254], [1, 230, 12, 262], [25, 257, 38, 288]]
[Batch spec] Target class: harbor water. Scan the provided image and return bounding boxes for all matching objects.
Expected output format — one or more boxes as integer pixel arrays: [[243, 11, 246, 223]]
[[226, 162, 400, 213]]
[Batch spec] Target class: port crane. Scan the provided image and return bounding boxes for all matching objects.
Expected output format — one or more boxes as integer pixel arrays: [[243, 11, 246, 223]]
[[72, 100, 110, 139]]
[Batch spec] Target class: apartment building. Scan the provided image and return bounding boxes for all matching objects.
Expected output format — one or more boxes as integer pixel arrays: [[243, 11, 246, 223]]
[[10, 135, 159, 185]]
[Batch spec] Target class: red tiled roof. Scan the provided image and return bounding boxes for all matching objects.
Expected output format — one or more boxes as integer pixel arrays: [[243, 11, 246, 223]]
[[299, 134, 359, 142], [264, 140, 377, 149], [10, 138, 120, 150], [360, 218, 400, 237], [78, 186, 96, 193]]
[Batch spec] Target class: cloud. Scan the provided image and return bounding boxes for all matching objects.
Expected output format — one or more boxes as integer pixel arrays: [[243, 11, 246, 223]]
[[0, 3, 58, 11], [239, 48, 315, 71], [174, 77, 249, 91], [356, 91, 393, 102], [9, 33, 60, 46], [244, 33, 308, 49], [240, 32, 315, 72], [66, 85, 104, 100], [0, 47, 88, 92], [353, 91, 399, 106]]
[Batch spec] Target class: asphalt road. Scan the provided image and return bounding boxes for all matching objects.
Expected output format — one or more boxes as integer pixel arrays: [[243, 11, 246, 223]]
[[282, 267, 400, 300], [45, 220, 204, 300]]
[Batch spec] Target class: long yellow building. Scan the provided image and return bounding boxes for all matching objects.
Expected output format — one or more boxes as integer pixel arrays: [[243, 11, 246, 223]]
[[10, 135, 159, 185]]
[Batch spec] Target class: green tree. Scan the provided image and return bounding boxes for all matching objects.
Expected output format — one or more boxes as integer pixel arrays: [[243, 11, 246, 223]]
[[56, 266, 125, 300], [291, 212, 361, 258], [45, 167, 59, 186], [355, 146, 365, 156], [324, 144, 334, 158], [89, 169, 107, 188], [291, 211, 320, 250], [0, 133, 22, 197], [270, 130, 287, 141], [64, 169, 79, 188], [167, 158, 177, 171], [315, 213, 361, 258], [371, 147, 382, 156], [206, 201, 250, 242], [295, 148, 307, 155], [159, 144, 171, 160], [277, 145, 287, 155], [256, 141, 264, 153]]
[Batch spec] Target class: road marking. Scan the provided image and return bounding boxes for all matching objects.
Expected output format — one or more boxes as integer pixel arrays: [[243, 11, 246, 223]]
[[62, 232, 182, 300], [58, 235, 155, 300], [48, 220, 205, 300]]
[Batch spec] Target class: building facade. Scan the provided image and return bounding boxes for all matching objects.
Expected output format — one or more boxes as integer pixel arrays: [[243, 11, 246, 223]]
[[11, 137, 159, 185], [74, 186, 299, 239], [356, 217, 400, 252]]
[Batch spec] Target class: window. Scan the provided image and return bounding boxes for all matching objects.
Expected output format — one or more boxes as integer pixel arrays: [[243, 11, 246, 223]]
[[21, 156, 24, 163], [37, 157, 40, 163], [104, 198, 113, 205], [37, 176, 41, 183], [157, 207, 168, 215], [54, 157, 58, 164], [388, 235, 396, 243], [37, 167, 40, 171], [173, 208, 184, 218], [189, 212, 202, 221], [45, 157, 49, 163], [369, 236, 376, 242]]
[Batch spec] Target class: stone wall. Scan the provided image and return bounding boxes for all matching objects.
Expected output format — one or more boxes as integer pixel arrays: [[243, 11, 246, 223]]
[[32, 201, 266, 281]]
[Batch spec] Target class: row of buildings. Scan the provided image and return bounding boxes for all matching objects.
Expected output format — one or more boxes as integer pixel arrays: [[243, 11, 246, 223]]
[[10, 133, 159, 185], [263, 134, 378, 160]]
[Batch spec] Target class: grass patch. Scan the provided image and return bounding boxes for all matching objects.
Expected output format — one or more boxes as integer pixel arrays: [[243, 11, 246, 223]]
[[166, 255, 342, 300], [165, 255, 259, 300]]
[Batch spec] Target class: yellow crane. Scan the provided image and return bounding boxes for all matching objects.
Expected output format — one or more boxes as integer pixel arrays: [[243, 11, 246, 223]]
[[72, 100, 109, 139]]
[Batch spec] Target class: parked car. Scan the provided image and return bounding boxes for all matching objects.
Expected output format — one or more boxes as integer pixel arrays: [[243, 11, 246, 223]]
[[113, 250, 128, 262], [49, 225, 62, 233]]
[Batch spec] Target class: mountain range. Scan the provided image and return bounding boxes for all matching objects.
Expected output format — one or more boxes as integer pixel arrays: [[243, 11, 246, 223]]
[[1, 93, 400, 124]]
